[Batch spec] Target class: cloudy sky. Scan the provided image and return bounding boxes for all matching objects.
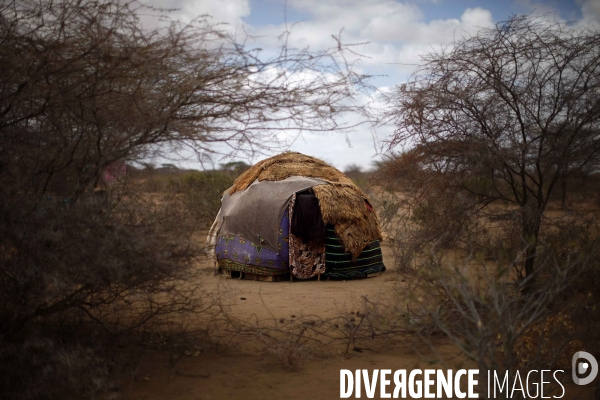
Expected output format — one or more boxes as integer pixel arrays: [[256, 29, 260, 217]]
[[150, 0, 600, 171]]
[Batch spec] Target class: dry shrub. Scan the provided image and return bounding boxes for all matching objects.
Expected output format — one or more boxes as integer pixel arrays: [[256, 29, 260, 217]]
[[208, 289, 414, 372], [262, 330, 315, 371], [0, 182, 209, 398], [0, 338, 113, 400], [0, 0, 373, 395], [507, 312, 583, 370], [380, 199, 600, 397], [373, 148, 600, 398], [175, 171, 237, 223]]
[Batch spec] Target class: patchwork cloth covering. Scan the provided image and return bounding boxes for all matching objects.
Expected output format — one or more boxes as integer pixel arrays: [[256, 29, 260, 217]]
[[212, 156, 386, 278], [216, 209, 290, 276], [218, 176, 326, 252], [215, 206, 386, 278]]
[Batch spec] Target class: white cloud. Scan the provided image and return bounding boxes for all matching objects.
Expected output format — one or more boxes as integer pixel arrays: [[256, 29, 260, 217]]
[[140, 0, 250, 31], [138, 0, 498, 169], [514, 0, 560, 17], [578, 0, 600, 28], [178, 0, 250, 27], [251, 1, 493, 46], [140, 0, 595, 170], [245, 2, 494, 80], [513, 0, 599, 28], [363, 6, 493, 43]]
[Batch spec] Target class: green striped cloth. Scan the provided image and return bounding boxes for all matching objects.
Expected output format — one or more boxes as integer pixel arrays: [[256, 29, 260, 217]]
[[324, 226, 385, 278]]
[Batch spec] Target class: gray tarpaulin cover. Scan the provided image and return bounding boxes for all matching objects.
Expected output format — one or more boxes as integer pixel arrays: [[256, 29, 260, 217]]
[[217, 176, 327, 252]]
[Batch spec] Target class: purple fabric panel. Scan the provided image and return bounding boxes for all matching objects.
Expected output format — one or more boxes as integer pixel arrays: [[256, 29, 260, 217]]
[[216, 210, 290, 270], [278, 209, 290, 260]]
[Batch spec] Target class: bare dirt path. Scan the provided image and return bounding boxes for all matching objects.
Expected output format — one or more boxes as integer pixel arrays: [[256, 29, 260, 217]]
[[118, 241, 460, 400]]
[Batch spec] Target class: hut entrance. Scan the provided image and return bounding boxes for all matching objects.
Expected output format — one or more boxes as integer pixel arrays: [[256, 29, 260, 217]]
[[288, 190, 326, 279]]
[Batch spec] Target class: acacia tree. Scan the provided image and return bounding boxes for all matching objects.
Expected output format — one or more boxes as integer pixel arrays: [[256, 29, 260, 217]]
[[0, 0, 371, 199], [0, 0, 373, 396], [387, 16, 600, 280], [0, 0, 372, 324]]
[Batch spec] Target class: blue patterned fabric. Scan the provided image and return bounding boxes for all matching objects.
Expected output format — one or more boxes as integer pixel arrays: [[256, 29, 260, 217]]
[[216, 210, 290, 273]]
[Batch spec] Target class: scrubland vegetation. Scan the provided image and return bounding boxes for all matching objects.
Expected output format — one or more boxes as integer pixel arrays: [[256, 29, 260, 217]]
[[374, 15, 600, 397], [0, 0, 598, 397], [0, 0, 367, 396]]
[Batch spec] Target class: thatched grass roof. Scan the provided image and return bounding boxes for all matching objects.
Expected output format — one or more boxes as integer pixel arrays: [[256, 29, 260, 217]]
[[227, 152, 382, 259]]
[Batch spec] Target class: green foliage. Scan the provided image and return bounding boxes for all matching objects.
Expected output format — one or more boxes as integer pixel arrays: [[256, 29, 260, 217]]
[[219, 161, 251, 174], [176, 171, 236, 222], [343, 164, 371, 193]]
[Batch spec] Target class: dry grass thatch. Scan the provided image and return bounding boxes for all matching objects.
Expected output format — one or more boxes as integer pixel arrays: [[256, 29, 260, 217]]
[[227, 152, 382, 259]]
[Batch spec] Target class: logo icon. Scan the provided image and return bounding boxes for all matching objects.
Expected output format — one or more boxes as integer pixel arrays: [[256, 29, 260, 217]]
[[572, 351, 598, 385]]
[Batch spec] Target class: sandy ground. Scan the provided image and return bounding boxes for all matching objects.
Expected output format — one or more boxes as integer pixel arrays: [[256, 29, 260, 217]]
[[118, 241, 439, 400], [117, 240, 592, 400], [119, 345, 465, 400]]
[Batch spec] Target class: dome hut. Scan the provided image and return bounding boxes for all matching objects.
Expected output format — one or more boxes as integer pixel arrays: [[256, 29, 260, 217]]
[[207, 152, 385, 281]]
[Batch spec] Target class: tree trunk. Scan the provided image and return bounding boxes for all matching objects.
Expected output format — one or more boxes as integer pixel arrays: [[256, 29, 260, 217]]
[[522, 207, 542, 292], [560, 177, 567, 210], [524, 238, 537, 277], [522, 232, 539, 294]]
